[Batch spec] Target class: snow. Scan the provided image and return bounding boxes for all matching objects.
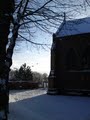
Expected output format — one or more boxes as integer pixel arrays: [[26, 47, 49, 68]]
[[56, 17, 90, 37], [8, 89, 90, 120], [9, 89, 47, 103]]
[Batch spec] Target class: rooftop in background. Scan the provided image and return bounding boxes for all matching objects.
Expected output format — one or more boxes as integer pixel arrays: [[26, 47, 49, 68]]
[[56, 17, 90, 37]]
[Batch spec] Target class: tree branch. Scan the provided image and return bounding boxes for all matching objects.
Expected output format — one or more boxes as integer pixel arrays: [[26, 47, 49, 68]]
[[18, 33, 51, 46], [22, 0, 53, 18]]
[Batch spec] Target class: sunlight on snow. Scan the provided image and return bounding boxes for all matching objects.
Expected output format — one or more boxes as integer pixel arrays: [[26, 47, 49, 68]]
[[9, 89, 47, 103]]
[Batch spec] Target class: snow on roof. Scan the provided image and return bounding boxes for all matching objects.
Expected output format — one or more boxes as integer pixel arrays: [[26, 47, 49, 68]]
[[56, 17, 90, 37]]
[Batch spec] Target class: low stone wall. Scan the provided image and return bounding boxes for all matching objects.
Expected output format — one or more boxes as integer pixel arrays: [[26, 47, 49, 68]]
[[8, 81, 39, 90]]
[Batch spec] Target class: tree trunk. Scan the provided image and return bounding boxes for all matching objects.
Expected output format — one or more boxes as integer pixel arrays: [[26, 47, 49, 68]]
[[0, 14, 11, 120], [0, 0, 15, 87], [0, 0, 15, 119]]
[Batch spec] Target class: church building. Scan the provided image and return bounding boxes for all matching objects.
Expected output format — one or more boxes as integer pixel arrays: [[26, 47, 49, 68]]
[[48, 17, 90, 95]]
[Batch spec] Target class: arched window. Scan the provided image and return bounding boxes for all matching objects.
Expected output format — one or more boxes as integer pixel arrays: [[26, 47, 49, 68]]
[[66, 48, 78, 70]]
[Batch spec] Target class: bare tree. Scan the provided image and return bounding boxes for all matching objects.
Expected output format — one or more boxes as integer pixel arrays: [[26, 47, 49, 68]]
[[7, 0, 89, 70], [0, 0, 89, 117]]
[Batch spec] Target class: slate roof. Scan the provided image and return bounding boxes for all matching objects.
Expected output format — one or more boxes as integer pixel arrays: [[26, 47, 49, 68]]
[[56, 17, 90, 37]]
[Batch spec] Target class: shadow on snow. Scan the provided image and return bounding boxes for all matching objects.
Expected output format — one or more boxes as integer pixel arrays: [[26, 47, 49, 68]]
[[8, 93, 90, 120]]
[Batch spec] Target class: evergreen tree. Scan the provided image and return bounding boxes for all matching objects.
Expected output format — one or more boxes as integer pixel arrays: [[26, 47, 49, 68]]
[[15, 63, 33, 81]]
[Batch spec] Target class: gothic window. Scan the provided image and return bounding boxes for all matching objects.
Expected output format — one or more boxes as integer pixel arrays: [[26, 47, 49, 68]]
[[82, 46, 90, 69], [66, 48, 78, 70]]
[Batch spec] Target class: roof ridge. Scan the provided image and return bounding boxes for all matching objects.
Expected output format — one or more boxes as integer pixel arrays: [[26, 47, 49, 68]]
[[56, 16, 90, 37]]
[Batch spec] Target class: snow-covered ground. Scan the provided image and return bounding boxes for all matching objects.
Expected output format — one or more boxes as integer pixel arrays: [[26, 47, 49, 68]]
[[9, 89, 47, 103], [8, 89, 90, 120]]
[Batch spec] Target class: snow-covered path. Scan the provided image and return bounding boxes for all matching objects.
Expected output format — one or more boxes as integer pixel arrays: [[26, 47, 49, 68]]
[[9, 89, 90, 120]]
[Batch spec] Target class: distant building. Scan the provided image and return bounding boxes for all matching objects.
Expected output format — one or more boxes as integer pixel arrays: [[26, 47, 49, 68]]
[[48, 17, 90, 95]]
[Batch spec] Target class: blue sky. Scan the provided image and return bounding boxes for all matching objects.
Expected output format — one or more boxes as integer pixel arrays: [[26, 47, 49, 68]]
[[11, 2, 90, 75], [11, 30, 53, 75]]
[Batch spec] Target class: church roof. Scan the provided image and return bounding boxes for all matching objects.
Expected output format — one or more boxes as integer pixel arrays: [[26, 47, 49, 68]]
[[56, 17, 90, 37]]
